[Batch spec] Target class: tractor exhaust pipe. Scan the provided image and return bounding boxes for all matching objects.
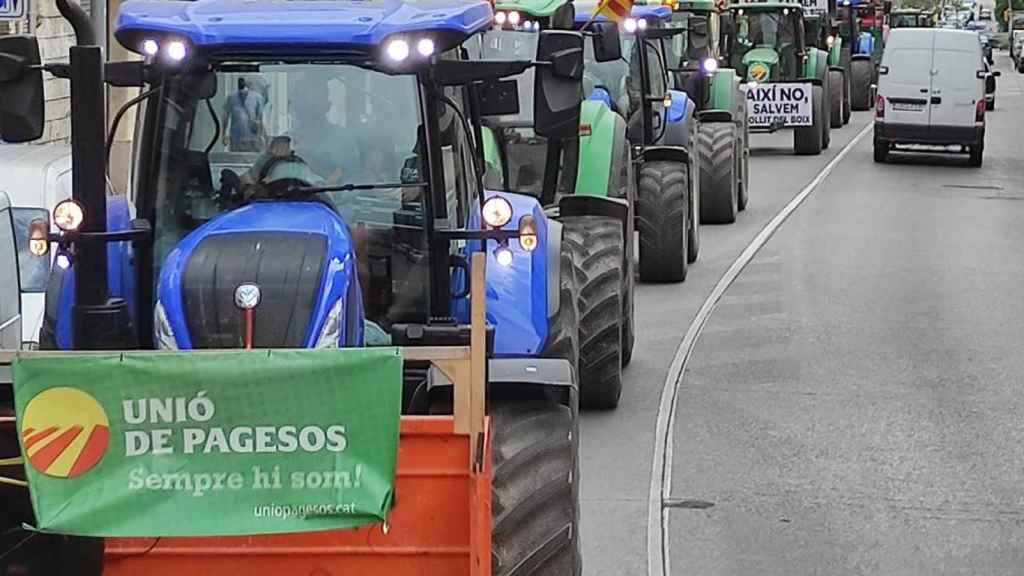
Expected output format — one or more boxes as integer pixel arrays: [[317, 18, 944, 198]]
[[56, 0, 96, 46]]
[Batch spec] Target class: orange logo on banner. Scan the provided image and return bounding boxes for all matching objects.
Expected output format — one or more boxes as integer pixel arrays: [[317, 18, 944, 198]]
[[20, 387, 110, 478]]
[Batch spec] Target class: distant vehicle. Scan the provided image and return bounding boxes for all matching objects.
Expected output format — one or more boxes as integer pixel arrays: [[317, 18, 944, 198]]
[[983, 59, 997, 110], [890, 8, 933, 28], [980, 8, 992, 20], [979, 32, 994, 64], [874, 28, 992, 166]]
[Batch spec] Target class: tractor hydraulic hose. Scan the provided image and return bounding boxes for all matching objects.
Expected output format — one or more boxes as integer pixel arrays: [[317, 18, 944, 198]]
[[56, 0, 95, 46], [105, 85, 160, 171]]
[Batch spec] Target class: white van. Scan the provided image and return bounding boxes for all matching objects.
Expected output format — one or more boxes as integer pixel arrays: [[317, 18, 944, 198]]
[[874, 28, 990, 166], [0, 145, 72, 346]]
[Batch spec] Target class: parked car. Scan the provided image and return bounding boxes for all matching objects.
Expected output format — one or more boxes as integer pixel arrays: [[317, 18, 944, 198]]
[[874, 28, 991, 166], [0, 145, 72, 347]]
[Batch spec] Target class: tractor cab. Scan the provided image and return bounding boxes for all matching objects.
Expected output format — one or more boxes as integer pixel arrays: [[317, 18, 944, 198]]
[[0, 0, 592, 572], [726, 1, 807, 81]]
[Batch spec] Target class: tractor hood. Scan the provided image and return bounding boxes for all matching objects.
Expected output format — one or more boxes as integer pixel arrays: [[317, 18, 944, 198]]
[[115, 0, 492, 55], [156, 202, 361, 350], [742, 47, 780, 67]]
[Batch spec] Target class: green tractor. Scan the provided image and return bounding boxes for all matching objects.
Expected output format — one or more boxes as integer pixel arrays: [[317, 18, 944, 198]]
[[668, 0, 751, 224], [478, 2, 636, 408], [723, 0, 833, 155], [570, 3, 709, 280], [803, 0, 852, 127]]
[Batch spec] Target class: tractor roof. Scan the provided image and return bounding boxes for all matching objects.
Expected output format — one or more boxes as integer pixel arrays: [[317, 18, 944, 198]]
[[572, 2, 672, 23], [115, 0, 493, 56], [493, 0, 570, 18], [671, 0, 718, 12], [728, 0, 803, 8]]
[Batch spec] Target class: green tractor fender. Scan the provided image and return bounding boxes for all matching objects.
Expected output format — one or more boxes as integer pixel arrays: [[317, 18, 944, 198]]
[[481, 125, 504, 188], [828, 37, 843, 67], [575, 100, 630, 201], [802, 47, 830, 82], [705, 68, 742, 121]]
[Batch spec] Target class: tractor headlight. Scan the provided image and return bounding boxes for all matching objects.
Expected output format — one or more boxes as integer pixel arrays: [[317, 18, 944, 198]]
[[508, 10, 521, 25], [624, 18, 639, 33], [53, 199, 84, 232], [142, 39, 159, 56], [417, 38, 436, 57], [482, 196, 513, 228], [495, 11, 507, 25], [166, 40, 188, 62], [827, 35, 835, 47], [387, 38, 410, 61], [154, 300, 179, 350], [495, 245, 514, 267], [314, 297, 346, 349], [637, 18, 648, 30], [702, 57, 719, 74]]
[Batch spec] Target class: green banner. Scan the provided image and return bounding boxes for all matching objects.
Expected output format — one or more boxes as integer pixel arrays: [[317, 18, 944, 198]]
[[12, 348, 402, 537]]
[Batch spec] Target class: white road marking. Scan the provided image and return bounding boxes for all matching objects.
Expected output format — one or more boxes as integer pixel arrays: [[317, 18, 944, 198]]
[[645, 121, 873, 576]]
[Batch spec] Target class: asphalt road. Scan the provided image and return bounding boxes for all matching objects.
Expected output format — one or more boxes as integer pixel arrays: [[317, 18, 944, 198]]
[[581, 53, 1024, 575]]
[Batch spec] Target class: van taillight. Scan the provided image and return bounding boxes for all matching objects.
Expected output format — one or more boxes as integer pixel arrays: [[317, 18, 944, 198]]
[[976, 99, 985, 122], [876, 95, 885, 119]]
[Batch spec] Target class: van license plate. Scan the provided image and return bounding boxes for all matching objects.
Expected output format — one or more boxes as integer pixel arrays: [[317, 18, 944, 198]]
[[892, 102, 925, 112]]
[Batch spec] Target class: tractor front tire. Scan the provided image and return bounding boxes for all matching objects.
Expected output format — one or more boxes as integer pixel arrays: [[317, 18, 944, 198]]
[[850, 59, 874, 111], [637, 161, 689, 282], [829, 70, 844, 128], [697, 124, 738, 225], [843, 69, 852, 124], [563, 216, 624, 409], [491, 401, 581, 576], [794, 85, 825, 156]]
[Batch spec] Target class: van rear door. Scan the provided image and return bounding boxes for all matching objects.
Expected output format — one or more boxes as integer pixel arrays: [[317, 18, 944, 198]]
[[928, 31, 983, 130], [879, 30, 934, 128]]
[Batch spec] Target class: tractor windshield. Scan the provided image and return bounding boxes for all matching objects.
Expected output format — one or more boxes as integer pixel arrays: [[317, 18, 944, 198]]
[[145, 63, 424, 265], [732, 8, 800, 76]]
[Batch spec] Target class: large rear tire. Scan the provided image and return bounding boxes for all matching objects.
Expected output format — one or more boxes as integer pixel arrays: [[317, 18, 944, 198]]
[[829, 70, 844, 128], [492, 401, 581, 576], [794, 85, 824, 156], [562, 216, 624, 409], [637, 161, 689, 282], [697, 124, 738, 225], [850, 59, 873, 111]]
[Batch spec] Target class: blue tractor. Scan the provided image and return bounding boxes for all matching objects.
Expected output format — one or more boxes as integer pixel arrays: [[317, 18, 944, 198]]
[[0, 0, 587, 573]]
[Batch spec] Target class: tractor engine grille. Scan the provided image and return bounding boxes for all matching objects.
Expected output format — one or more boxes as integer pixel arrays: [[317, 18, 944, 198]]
[[182, 232, 326, 349]]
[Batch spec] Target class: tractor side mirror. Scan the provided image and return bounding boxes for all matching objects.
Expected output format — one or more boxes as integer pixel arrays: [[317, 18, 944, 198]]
[[551, 2, 576, 30], [720, 13, 736, 54], [0, 36, 45, 143], [534, 30, 584, 139], [985, 74, 996, 93], [592, 23, 623, 63]]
